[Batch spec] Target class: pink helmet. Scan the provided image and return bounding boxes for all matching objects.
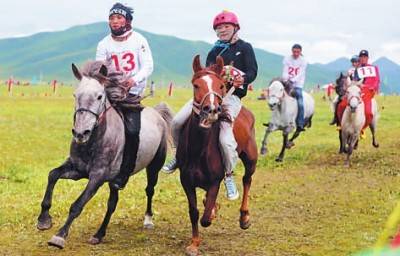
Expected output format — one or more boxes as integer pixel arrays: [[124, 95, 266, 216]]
[[213, 10, 240, 30]]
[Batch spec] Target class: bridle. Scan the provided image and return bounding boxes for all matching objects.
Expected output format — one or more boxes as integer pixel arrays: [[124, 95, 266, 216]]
[[192, 70, 225, 115], [73, 94, 111, 128]]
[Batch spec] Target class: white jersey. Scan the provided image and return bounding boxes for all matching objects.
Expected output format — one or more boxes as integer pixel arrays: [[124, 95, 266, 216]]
[[282, 55, 307, 88], [96, 31, 154, 95], [348, 67, 356, 79]]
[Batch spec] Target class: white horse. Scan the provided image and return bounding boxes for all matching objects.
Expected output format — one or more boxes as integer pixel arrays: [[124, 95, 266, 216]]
[[260, 79, 315, 162], [340, 82, 379, 166]]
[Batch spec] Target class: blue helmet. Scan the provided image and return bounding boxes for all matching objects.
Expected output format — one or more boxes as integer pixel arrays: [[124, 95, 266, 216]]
[[350, 55, 359, 63]]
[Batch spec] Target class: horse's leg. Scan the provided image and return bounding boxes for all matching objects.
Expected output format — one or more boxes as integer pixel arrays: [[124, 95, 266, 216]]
[[143, 139, 166, 229], [88, 184, 119, 245], [48, 176, 104, 249], [339, 131, 345, 153], [276, 131, 289, 162], [239, 150, 257, 230], [260, 124, 272, 155], [200, 183, 220, 227], [370, 122, 379, 148], [286, 128, 300, 149], [37, 160, 84, 231], [182, 183, 200, 256], [345, 135, 357, 167]]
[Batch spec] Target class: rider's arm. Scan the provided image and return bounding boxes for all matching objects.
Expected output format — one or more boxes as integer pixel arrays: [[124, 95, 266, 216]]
[[95, 40, 107, 61], [131, 36, 154, 87], [282, 57, 290, 81], [242, 43, 258, 85], [374, 66, 380, 92]]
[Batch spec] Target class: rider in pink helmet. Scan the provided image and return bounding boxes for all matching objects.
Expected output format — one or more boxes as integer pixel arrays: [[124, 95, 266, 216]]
[[213, 10, 240, 30]]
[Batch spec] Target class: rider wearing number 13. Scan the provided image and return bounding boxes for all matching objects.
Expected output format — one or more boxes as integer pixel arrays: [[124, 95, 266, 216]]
[[95, 3, 154, 190], [282, 44, 308, 131]]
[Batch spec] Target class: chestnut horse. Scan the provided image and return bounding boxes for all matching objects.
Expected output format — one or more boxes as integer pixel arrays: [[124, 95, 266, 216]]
[[177, 55, 257, 255]]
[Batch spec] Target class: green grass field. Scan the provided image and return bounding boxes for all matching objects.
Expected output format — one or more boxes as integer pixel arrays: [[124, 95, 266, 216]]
[[0, 85, 399, 255]]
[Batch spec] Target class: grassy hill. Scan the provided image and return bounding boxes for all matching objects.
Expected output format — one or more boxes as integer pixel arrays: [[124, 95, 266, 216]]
[[1, 22, 398, 93], [0, 22, 339, 89]]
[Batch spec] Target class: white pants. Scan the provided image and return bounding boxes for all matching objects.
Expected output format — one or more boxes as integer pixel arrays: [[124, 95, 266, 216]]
[[171, 95, 242, 173]]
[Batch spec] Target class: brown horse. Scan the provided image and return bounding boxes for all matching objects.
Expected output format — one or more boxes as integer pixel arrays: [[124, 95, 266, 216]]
[[177, 55, 257, 255]]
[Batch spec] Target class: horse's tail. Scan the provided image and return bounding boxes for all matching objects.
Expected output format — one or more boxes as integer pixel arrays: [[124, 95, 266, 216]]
[[154, 102, 174, 146]]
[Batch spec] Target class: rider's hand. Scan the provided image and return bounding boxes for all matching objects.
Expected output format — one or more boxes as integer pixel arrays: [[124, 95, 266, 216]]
[[232, 76, 244, 88]]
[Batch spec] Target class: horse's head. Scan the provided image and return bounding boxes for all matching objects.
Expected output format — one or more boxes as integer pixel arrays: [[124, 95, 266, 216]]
[[335, 72, 351, 96], [267, 79, 286, 110], [346, 81, 363, 113], [71, 62, 108, 144], [191, 55, 226, 128]]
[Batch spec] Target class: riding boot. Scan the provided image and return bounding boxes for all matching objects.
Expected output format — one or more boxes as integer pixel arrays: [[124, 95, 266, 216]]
[[110, 108, 141, 190], [329, 101, 339, 125]]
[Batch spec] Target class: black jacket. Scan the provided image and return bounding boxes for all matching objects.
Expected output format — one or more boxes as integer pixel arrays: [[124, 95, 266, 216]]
[[206, 39, 258, 98]]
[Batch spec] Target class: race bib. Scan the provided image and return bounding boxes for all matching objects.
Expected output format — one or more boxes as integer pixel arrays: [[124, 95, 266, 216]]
[[357, 66, 377, 79], [288, 66, 300, 78], [110, 51, 136, 73]]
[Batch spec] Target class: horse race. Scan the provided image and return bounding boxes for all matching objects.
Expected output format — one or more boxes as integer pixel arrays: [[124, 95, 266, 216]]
[[1, 1, 400, 255]]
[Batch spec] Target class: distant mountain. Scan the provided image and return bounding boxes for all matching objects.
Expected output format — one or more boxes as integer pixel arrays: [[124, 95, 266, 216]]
[[373, 57, 400, 94], [0, 22, 398, 93], [315, 57, 350, 74]]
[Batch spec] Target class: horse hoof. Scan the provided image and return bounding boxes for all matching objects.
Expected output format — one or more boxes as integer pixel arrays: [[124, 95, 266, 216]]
[[285, 141, 294, 149], [88, 236, 102, 245], [48, 235, 65, 249], [373, 143, 379, 148], [200, 219, 211, 228], [144, 223, 154, 229], [275, 157, 283, 162], [37, 218, 52, 230], [185, 245, 199, 256], [260, 148, 267, 155], [143, 214, 154, 229], [240, 220, 251, 230]]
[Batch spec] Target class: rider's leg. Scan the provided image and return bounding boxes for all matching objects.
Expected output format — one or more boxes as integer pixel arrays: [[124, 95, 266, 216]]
[[329, 97, 339, 125], [162, 99, 193, 173], [362, 88, 374, 131], [111, 95, 142, 190], [220, 95, 241, 200], [294, 87, 305, 131]]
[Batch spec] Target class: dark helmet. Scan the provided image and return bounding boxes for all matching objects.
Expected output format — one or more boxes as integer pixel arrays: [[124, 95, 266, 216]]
[[292, 43, 302, 50], [350, 55, 359, 63], [109, 3, 134, 22], [359, 49, 369, 57]]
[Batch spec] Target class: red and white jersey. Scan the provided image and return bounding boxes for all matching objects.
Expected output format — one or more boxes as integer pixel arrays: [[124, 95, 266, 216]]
[[282, 55, 308, 88], [96, 31, 154, 95], [356, 64, 380, 92]]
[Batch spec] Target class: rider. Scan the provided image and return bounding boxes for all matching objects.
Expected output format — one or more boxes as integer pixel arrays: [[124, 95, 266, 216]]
[[163, 10, 258, 201], [329, 55, 360, 125], [282, 44, 308, 131], [347, 55, 360, 80], [353, 50, 380, 137], [96, 2, 154, 190]]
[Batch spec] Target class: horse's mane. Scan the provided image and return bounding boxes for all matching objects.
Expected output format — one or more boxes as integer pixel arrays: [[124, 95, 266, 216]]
[[269, 77, 294, 95], [335, 73, 348, 96], [80, 60, 134, 103]]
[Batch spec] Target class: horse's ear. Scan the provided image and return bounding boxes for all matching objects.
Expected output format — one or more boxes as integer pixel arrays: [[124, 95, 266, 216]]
[[215, 56, 224, 75], [193, 55, 203, 73], [339, 72, 344, 79], [72, 63, 82, 81], [99, 64, 108, 77]]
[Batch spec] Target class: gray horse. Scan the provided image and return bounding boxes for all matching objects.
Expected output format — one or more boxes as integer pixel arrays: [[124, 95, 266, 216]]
[[37, 61, 172, 249]]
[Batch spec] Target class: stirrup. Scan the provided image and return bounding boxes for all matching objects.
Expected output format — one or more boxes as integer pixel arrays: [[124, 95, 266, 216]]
[[224, 174, 239, 201], [162, 158, 177, 174]]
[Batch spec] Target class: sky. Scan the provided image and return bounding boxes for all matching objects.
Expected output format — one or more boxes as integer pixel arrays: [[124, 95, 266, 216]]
[[1, 0, 399, 64]]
